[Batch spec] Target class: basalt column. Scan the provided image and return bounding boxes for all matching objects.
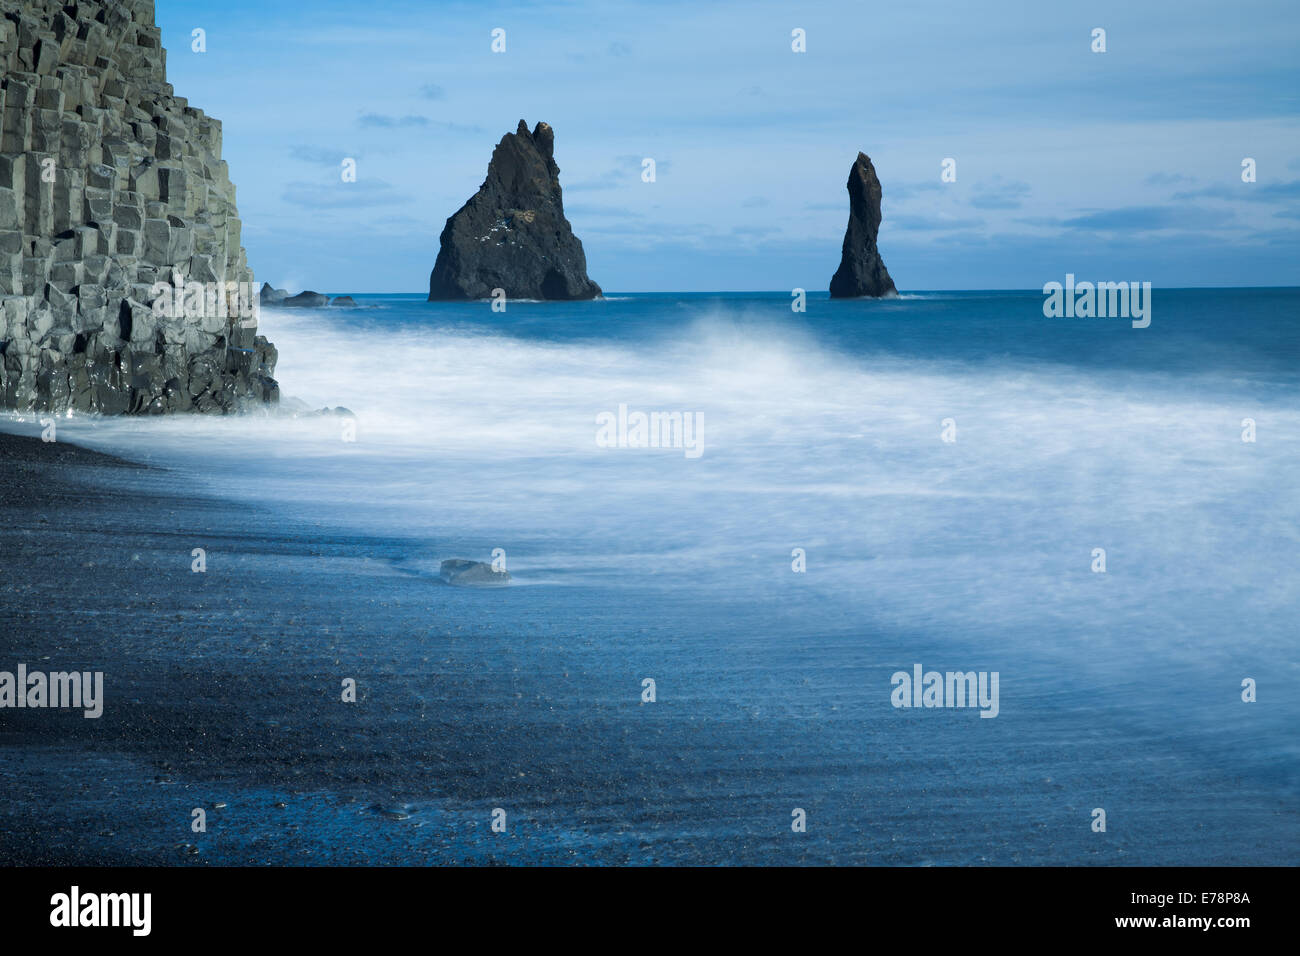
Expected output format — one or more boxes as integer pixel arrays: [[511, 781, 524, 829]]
[[0, 0, 278, 413]]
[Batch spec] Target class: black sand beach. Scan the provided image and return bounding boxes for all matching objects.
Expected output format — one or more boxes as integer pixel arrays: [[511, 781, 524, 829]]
[[2, 0, 1296, 888], [0, 428, 589, 865], [2, 422, 1295, 866], [0, 427, 842, 866]]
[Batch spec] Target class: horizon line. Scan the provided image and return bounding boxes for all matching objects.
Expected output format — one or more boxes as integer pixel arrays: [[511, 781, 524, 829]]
[[278, 285, 1300, 296]]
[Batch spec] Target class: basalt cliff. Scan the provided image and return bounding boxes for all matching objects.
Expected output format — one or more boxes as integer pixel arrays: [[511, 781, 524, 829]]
[[829, 151, 897, 299], [429, 120, 601, 301], [0, 0, 277, 414]]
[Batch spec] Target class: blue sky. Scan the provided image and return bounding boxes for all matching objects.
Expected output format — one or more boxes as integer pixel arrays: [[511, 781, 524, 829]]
[[156, 0, 1300, 292]]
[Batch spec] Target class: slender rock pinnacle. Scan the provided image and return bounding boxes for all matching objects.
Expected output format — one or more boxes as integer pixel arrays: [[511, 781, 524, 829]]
[[829, 152, 897, 298]]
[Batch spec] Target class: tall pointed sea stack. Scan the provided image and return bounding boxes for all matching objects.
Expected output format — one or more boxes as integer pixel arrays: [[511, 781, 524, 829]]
[[829, 152, 896, 298], [0, 0, 277, 413], [429, 120, 601, 301]]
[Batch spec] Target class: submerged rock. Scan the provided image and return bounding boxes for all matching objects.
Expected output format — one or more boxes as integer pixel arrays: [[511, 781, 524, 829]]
[[829, 152, 897, 298], [280, 291, 329, 308], [330, 296, 357, 307], [279, 402, 354, 418], [368, 803, 412, 821], [259, 287, 333, 309], [260, 284, 289, 305], [428, 120, 601, 301], [439, 559, 511, 587]]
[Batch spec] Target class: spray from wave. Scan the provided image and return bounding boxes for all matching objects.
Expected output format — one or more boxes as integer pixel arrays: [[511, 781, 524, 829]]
[[6, 299, 1298, 686]]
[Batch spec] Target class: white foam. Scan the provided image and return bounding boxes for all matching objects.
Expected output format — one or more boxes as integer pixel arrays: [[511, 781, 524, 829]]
[[10, 302, 1297, 671]]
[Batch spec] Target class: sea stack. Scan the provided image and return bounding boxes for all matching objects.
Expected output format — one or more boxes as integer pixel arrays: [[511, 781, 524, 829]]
[[829, 152, 897, 298], [428, 120, 601, 301], [0, 0, 278, 413]]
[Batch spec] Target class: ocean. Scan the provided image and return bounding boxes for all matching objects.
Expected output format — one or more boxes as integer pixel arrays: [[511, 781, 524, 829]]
[[3, 288, 1297, 864]]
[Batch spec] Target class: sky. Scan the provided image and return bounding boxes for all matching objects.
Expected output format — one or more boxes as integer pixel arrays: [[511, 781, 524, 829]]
[[155, 0, 1300, 292]]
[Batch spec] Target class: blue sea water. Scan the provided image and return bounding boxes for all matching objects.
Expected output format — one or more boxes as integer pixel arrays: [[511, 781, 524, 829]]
[[24, 288, 1300, 864]]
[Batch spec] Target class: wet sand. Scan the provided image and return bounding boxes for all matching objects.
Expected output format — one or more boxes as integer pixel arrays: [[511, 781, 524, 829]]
[[1, 427, 1293, 866]]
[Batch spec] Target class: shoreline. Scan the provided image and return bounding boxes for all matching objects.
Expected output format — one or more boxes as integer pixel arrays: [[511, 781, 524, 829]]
[[0, 428, 767, 865], [1, 427, 1295, 866], [0, 428, 152, 471]]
